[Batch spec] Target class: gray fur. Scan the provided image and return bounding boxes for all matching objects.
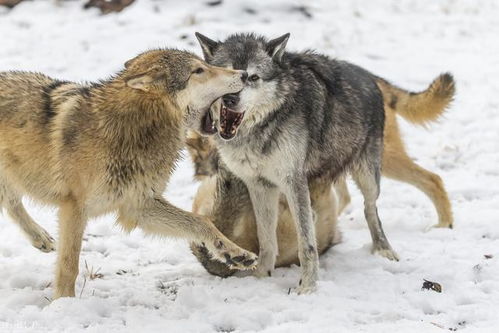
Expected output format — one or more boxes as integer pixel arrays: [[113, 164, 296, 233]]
[[195, 32, 398, 293]]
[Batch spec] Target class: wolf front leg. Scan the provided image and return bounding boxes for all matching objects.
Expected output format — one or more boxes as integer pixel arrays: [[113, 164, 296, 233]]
[[136, 197, 257, 270], [54, 199, 87, 299], [191, 168, 255, 278], [283, 174, 319, 294], [245, 180, 280, 278]]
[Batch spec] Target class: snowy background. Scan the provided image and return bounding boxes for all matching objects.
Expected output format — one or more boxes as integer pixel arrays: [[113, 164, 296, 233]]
[[1, 0, 498, 332]]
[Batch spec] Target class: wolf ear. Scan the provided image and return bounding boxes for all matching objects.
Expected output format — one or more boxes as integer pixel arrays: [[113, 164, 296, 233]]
[[195, 32, 219, 61], [124, 54, 141, 69], [266, 33, 290, 63], [124, 58, 135, 69], [125, 72, 156, 92]]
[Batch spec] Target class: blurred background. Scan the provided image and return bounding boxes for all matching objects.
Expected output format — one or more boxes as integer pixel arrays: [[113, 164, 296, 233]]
[[0, 0, 494, 83]]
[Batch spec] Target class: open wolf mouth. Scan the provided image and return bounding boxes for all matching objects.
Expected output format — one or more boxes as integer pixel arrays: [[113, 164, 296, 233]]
[[219, 93, 245, 140], [200, 93, 245, 139]]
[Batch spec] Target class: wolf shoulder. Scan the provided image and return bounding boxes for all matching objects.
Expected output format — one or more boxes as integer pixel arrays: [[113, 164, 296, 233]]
[[284, 53, 383, 109]]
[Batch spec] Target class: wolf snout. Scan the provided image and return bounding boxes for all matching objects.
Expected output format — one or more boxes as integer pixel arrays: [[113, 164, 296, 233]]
[[222, 93, 240, 108], [240, 71, 248, 83]]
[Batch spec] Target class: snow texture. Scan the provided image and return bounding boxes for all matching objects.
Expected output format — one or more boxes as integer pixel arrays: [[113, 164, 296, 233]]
[[0, 0, 498, 332]]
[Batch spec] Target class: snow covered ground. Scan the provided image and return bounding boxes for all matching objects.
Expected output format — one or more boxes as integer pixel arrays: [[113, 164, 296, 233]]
[[1, 0, 498, 332]]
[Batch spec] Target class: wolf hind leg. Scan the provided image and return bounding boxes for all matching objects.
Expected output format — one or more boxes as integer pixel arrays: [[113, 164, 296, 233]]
[[0, 179, 55, 253], [351, 161, 399, 261], [382, 150, 453, 229]]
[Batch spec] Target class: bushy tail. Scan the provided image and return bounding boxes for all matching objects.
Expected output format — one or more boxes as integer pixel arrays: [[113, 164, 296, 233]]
[[376, 73, 456, 126]]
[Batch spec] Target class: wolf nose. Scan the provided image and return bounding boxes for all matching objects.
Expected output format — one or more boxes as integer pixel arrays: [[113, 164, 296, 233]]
[[240, 71, 248, 83], [223, 93, 240, 108]]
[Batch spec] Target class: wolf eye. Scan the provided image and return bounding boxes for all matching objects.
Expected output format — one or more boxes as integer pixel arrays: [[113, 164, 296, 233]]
[[193, 67, 204, 74], [249, 74, 260, 82]]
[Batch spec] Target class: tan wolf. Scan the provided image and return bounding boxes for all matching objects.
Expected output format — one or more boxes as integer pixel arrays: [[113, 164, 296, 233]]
[[187, 73, 455, 277], [0, 49, 257, 299]]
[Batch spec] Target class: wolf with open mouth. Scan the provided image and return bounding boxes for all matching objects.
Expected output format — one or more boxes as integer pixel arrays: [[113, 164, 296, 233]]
[[200, 92, 245, 140], [194, 32, 397, 294]]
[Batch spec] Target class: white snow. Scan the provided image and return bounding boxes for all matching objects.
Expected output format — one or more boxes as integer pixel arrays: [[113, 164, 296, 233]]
[[1, 0, 498, 332]]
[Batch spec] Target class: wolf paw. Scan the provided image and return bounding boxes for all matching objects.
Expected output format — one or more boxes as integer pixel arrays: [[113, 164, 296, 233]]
[[251, 253, 276, 278], [292, 281, 317, 295], [430, 222, 453, 230], [234, 265, 274, 278], [252, 267, 273, 278], [31, 229, 56, 253], [233, 269, 253, 278], [372, 245, 399, 261], [210, 239, 257, 271]]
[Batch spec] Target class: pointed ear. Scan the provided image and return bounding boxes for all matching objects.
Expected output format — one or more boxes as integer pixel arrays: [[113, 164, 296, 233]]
[[126, 73, 156, 92], [266, 33, 290, 63], [124, 58, 134, 69], [124, 54, 140, 69], [195, 32, 219, 61]]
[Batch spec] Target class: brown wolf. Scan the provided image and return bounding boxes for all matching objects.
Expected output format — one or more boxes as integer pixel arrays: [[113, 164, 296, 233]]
[[188, 73, 454, 277], [0, 49, 257, 299]]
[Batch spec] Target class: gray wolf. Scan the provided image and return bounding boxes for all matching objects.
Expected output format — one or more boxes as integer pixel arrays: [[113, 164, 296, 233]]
[[193, 32, 454, 293], [187, 72, 455, 278], [0, 49, 257, 299], [195, 32, 390, 294]]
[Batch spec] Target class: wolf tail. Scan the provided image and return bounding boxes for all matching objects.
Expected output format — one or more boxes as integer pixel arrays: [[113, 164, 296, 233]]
[[376, 73, 455, 126]]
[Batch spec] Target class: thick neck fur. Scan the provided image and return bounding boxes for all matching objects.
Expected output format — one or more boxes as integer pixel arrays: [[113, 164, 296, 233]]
[[89, 77, 184, 152]]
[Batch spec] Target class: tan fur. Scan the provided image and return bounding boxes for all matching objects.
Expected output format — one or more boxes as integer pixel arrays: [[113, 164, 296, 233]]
[[0, 49, 257, 299], [375, 73, 455, 228], [376, 73, 455, 126], [188, 73, 454, 276], [335, 73, 455, 227]]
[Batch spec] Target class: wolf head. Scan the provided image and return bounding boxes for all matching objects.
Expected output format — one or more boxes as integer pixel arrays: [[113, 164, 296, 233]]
[[195, 33, 291, 140], [122, 49, 247, 132]]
